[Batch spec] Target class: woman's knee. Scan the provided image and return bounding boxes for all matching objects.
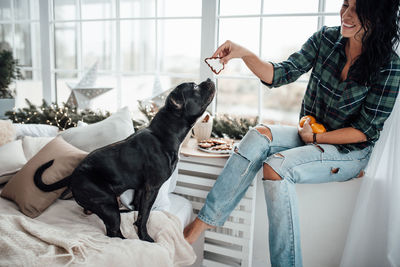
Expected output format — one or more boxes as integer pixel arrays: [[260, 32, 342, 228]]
[[263, 162, 283, 180], [255, 125, 273, 142]]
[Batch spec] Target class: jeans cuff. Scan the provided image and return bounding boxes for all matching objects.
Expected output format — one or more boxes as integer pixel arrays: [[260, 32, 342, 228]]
[[197, 211, 224, 227]]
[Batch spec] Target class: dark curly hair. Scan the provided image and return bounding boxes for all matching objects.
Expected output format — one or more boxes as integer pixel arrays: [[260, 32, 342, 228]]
[[352, 0, 400, 85]]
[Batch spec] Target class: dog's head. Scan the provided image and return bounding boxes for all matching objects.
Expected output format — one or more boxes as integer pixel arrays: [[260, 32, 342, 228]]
[[165, 79, 216, 121]]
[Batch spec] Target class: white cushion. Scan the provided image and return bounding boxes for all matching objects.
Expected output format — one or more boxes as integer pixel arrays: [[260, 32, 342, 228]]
[[58, 107, 134, 152], [165, 193, 194, 229], [168, 167, 179, 193], [0, 140, 27, 183], [77, 121, 88, 127], [120, 177, 171, 212], [22, 136, 54, 161], [13, 123, 59, 138]]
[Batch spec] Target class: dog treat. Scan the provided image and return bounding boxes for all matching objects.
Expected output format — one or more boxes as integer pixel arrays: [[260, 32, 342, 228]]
[[198, 138, 233, 153], [204, 57, 225, 75], [198, 142, 213, 148]]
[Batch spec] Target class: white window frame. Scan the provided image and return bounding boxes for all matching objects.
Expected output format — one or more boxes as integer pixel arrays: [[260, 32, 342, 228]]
[[36, 0, 339, 117], [39, 0, 204, 108], [0, 0, 41, 81]]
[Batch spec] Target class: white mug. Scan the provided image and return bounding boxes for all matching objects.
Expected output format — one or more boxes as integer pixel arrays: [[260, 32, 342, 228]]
[[192, 112, 213, 142]]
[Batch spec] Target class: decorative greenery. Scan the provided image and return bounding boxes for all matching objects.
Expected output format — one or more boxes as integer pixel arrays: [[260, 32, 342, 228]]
[[212, 114, 258, 140], [135, 100, 258, 139], [5, 99, 111, 130], [5, 98, 258, 139], [0, 50, 22, 98]]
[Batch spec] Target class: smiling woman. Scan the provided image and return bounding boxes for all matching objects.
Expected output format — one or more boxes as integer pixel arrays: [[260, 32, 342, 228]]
[[184, 1, 400, 267]]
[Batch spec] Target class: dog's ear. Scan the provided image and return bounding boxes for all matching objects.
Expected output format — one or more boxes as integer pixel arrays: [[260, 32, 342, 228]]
[[168, 96, 183, 109]]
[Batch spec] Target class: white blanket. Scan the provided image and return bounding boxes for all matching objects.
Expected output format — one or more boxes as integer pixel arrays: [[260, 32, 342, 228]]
[[0, 194, 196, 267]]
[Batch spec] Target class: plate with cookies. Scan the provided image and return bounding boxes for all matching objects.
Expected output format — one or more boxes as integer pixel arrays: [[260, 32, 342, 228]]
[[197, 138, 235, 154]]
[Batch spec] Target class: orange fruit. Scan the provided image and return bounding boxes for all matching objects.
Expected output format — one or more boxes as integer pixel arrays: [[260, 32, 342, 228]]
[[311, 123, 326, 133], [299, 115, 316, 127]]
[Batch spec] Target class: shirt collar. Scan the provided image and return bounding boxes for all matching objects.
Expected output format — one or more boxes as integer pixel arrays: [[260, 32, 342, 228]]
[[334, 34, 348, 58]]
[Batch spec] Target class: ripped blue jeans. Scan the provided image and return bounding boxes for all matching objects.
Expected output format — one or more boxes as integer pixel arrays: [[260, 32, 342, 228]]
[[197, 125, 371, 267]]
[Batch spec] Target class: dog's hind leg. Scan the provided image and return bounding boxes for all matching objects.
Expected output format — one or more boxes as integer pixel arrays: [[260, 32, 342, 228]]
[[94, 198, 126, 239], [77, 189, 126, 239], [134, 189, 158, 242]]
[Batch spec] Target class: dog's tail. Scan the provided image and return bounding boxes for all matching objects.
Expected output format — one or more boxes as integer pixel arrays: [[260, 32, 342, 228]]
[[34, 160, 72, 192]]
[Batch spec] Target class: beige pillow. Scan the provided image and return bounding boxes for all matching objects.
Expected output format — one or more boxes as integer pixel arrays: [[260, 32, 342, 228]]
[[0, 140, 27, 182], [0, 120, 16, 146], [1, 136, 88, 218]]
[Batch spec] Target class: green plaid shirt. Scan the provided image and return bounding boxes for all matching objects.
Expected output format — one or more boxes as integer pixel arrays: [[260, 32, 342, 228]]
[[263, 26, 400, 153]]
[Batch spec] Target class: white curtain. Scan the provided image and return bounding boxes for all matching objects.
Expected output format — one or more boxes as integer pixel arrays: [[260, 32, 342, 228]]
[[340, 91, 400, 266]]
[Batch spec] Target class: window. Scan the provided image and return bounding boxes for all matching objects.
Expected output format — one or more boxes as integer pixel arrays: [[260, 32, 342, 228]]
[[3, 0, 343, 123], [51, 0, 202, 115], [0, 0, 42, 106]]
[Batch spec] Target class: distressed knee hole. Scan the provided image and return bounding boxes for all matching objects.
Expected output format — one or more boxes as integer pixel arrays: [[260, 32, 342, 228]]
[[356, 170, 365, 178], [262, 163, 283, 181], [232, 147, 252, 177], [255, 125, 273, 142], [331, 168, 340, 174]]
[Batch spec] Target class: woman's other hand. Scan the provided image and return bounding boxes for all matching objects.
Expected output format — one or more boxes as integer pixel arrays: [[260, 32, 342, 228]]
[[213, 40, 251, 64], [298, 118, 314, 143]]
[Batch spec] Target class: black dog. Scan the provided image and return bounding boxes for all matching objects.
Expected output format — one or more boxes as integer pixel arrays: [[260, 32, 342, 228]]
[[34, 79, 215, 242]]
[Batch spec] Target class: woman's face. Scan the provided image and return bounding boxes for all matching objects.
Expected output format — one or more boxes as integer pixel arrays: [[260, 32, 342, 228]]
[[340, 0, 364, 40]]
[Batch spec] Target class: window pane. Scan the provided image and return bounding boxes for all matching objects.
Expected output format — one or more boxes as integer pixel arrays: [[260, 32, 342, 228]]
[[81, 0, 115, 20], [0, 0, 12, 20], [325, 0, 342, 13], [158, 19, 201, 74], [157, 0, 201, 17], [15, 23, 32, 66], [88, 75, 117, 111], [31, 0, 40, 20], [261, 17, 317, 63], [55, 72, 77, 104], [29, 23, 41, 69], [159, 75, 200, 91], [14, 0, 29, 20], [0, 24, 13, 50], [121, 20, 156, 72], [56, 72, 117, 112], [218, 18, 260, 76], [120, 0, 155, 18], [262, 82, 305, 125], [53, 0, 76, 20], [324, 16, 340, 27], [55, 22, 77, 69], [15, 70, 43, 107], [82, 21, 115, 70], [121, 75, 154, 113], [219, 0, 261, 16], [216, 78, 259, 117], [263, 0, 319, 14]]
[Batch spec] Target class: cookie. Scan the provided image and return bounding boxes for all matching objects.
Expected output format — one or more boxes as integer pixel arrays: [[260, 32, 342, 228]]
[[204, 57, 225, 75]]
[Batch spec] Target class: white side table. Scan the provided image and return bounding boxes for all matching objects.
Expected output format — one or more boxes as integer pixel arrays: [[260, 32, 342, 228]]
[[176, 138, 258, 267]]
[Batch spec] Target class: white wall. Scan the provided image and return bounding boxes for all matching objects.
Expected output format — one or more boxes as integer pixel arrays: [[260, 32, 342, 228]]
[[252, 174, 362, 267]]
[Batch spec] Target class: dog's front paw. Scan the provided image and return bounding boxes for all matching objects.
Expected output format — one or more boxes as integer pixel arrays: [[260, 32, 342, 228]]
[[139, 232, 154, 243]]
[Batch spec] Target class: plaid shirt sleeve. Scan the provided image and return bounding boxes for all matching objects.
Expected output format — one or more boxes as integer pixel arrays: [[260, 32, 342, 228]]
[[351, 57, 400, 143], [262, 26, 326, 88]]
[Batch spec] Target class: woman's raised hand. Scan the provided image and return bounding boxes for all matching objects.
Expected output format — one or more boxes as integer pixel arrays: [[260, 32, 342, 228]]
[[213, 40, 250, 64]]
